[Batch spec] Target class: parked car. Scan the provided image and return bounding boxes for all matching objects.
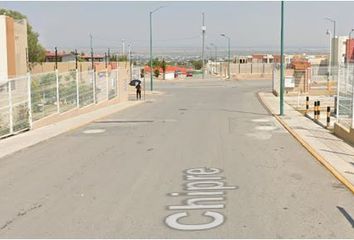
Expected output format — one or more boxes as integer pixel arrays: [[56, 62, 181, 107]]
[[186, 71, 193, 77]]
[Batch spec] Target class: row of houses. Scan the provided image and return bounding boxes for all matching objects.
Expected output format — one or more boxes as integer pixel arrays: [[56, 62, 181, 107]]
[[236, 36, 354, 67], [44, 51, 105, 63], [234, 53, 328, 66]]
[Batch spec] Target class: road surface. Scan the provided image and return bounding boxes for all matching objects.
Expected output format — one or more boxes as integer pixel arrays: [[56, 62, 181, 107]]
[[0, 78, 353, 238]]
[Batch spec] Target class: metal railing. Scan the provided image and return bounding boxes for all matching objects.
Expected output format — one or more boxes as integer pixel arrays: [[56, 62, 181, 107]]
[[0, 69, 120, 139], [272, 64, 354, 130], [337, 64, 354, 129]]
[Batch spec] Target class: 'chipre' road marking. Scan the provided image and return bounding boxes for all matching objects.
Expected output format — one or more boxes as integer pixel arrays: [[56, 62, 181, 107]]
[[165, 167, 237, 231]]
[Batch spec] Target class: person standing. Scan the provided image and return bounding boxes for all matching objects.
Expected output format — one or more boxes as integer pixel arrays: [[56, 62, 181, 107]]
[[136, 82, 142, 100]]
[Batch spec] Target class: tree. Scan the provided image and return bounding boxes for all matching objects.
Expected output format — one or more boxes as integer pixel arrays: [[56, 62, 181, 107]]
[[0, 8, 46, 66], [154, 69, 160, 78], [147, 58, 160, 68], [118, 55, 128, 62], [160, 59, 167, 80], [190, 60, 203, 70]]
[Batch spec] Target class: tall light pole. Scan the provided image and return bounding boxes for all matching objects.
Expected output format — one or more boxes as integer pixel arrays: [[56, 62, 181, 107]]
[[325, 17, 336, 38], [149, 6, 165, 91], [90, 34, 94, 70], [122, 39, 125, 56], [280, 1, 285, 116], [206, 46, 212, 60], [210, 43, 217, 62], [201, 12, 206, 79], [326, 29, 332, 75], [128, 44, 132, 80], [220, 34, 231, 79]]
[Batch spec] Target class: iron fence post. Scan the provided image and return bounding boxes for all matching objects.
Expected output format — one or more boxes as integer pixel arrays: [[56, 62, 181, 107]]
[[8, 80, 13, 134], [106, 69, 109, 100], [76, 69, 80, 108], [27, 73, 33, 129], [336, 66, 340, 119], [92, 70, 96, 104], [55, 69, 60, 113]]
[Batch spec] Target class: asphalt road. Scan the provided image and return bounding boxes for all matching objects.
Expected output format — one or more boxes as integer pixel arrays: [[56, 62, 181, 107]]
[[0, 78, 353, 238]]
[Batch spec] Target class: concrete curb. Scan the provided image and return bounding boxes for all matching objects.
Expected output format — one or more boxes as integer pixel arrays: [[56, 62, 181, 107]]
[[257, 91, 354, 194]]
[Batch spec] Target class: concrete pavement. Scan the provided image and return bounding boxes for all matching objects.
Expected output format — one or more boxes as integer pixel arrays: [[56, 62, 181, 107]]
[[0, 100, 143, 159], [0, 79, 353, 238], [259, 91, 354, 193]]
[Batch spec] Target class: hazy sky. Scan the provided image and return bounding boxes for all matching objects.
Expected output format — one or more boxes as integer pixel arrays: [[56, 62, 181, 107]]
[[1, 1, 354, 54]]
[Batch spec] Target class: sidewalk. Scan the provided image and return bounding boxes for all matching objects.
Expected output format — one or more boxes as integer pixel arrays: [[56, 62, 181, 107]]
[[259, 91, 354, 194], [0, 100, 144, 159]]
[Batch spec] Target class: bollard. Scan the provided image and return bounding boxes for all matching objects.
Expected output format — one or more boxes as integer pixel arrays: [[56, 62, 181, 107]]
[[317, 101, 321, 120], [314, 101, 317, 119], [334, 96, 337, 115], [305, 96, 309, 114], [327, 106, 331, 128]]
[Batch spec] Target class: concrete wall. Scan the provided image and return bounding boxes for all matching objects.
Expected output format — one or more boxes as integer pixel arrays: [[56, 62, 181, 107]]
[[31, 61, 128, 74], [0, 15, 28, 80], [332, 36, 348, 66], [334, 123, 354, 145], [14, 19, 27, 77], [212, 62, 274, 79], [0, 16, 8, 81], [117, 63, 130, 102], [5, 16, 16, 78]]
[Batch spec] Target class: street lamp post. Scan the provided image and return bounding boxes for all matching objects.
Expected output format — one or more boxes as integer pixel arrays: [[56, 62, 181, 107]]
[[220, 34, 231, 79], [280, 1, 285, 116], [149, 6, 165, 92], [325, 17, 336, 38], [326, 29, 332, 75], [210, 43, 217, 62]]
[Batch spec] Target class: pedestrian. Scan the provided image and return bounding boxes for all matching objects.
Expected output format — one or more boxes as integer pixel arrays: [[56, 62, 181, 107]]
[[136, 82, 142, 100]]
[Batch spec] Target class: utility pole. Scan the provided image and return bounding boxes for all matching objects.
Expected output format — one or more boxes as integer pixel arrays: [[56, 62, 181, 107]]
[[210, 43, 217, 62], [149, 6, 165, 91], [108, 48, 111, 65], [326, 30, 332, 75], [150, 11, 153, 91], [25, 47, 30, 72], [90, 34, 94, 70], [75, 49, 78, 70], [280, 1, 285, 116], [55, 47, 58, 70], [325, 17, 336, 38], [202, 12, 206, 79], [220, 34, 230, 79], [122, 39, 125, 56], [128, 44, 132, 80]]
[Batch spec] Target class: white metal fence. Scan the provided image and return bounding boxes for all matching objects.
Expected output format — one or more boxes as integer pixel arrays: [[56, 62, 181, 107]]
[[272, 65, 337, 95], [337, 64, 354, 129], [0, 69, 120, 139], [272, 64, 354, 130]]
